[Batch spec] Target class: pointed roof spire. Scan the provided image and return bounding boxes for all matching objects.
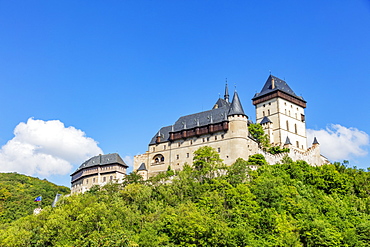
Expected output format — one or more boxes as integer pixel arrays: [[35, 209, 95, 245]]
[[228, 91, 246, 117], [260, 116, 272, 125], [224, 79, 229, 103], [137, 163, 147, 171], [284, 136, 292, 145], [312, 137, 319, 145]]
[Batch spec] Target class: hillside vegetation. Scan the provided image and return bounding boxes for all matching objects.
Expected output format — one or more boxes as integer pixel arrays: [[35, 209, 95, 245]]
[[0, 173, 70, 224], [0, 147, 369, 246]]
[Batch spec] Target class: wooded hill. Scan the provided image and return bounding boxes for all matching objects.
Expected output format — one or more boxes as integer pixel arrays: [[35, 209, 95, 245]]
[[0, 147, 369, 246], [0, 172, 70, 224]]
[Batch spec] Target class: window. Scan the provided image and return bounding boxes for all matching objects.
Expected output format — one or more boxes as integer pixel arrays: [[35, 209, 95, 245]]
[[263, 111, 265, 116], [215, 136, 217, 140], [190, 140, 193, 145], [86, 179, 88, 184], [103, 177, 106, 182], [176, 154, 179, 160], [110, 176, 113, 181], [217, 147, 221, 153], [187, 153, 189, 158], [93, 178, 95, 183], [178, 143, 181, 147], [153, 147, 155, 152], [207, 137, 210, 141], [221, 134, 224, 139], [153, 154, 164, 164], [164, 145, 166, 150], [286, 120, 289, 131], [295, 124, 297, 134], [203, 138, 205, 142], [301, 114, 305, 122], [268, 109, 270, 115], [296, 141, 299, 148]]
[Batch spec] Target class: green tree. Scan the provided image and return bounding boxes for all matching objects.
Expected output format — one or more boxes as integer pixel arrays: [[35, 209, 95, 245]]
[[248, 123, 270, 149], [192, 146, 225, 182]]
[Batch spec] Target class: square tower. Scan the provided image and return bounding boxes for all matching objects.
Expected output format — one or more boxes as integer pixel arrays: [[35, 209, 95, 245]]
[[252, 75, 307, 150]]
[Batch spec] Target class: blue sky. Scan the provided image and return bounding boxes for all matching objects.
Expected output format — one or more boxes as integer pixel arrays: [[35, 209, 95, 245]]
[[0, 1, 369, 187]]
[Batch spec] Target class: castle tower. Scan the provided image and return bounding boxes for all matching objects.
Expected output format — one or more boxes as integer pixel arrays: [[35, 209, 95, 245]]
[[252, 75, 307, 150]]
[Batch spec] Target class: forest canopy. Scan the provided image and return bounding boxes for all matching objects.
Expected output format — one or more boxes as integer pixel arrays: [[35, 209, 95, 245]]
[[0, 148, 369, 246]]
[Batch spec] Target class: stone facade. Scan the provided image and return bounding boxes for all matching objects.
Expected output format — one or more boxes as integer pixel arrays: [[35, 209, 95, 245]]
[[71, 153, 128, 194], [134, 75, 329, 179]]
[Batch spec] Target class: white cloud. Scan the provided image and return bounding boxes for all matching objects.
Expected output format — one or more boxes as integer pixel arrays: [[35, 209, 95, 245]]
[[122, 155, 134, 168], [307, 124, 369, 161], [0, 118, 103, 177]]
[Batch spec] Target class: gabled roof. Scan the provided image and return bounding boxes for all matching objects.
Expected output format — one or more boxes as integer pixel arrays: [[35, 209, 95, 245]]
[[149, 105, 230, 144], [137, 163, 147, 171], [74, 153, 128, 173], [260, 116, 272, 124], [228, 91, 246, 116], [213, 98, 230, 109], [252, 75, 305, 101], [149, 87, 247, 145]]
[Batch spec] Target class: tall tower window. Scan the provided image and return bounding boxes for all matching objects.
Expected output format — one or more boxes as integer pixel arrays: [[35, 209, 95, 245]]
[[268, 109, 270, 115], [295, 124, 297, 134], [286, 120, 289, 131], [296, 141, 299, 148]]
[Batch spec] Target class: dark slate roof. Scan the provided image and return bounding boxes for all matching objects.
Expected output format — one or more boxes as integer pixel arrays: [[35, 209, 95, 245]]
[[260, 116, 272, 124], [213, 98, 231, 109], [228, 91, 246, 116], [149, 105, 230, 144], [284, 136, 292, 145], [312, 137, 319, 145], [75, 153, 128, 172], [137, 163, 147, 171], [149, 90, 247, 145], [252, 75, 305, 101]]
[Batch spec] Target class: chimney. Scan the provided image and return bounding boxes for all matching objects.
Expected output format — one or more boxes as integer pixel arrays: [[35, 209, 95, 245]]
[[271, 77, 275, 89]]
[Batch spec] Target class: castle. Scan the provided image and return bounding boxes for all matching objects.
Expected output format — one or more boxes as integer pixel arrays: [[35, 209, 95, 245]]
[[70, 153, 128, 194], [133, 75, 329, 179]]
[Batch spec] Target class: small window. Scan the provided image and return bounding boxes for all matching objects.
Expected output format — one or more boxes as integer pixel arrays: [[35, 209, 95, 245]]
[[263, 111, 265, 116], [215, 136, 217, 140], [207, 137, 210, 141], [296, 141, 299, 148], [110, 176, 113, 181], [86, 179, 88, 184], [217, 147, 221, 153], [176, 154, 179, 160], [187, 153, 189, 158], [153, 147, 155, 152], [164, 145, 166, 150], [286, 120, 289, 131], [268, 109, 270, 115], [295, 124, 297, 134], [221, 134, 224, 139], [203, 138, 205, 142], [93, 178, 95, 183], [103, 177, 106, 182], [190, 140, 193, 145], [301, 114, 305, 122], [178, 143, 181, 147]]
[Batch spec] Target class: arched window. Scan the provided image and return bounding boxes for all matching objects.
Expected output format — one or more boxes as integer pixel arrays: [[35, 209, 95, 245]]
[[152, 154, 165, 165]]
